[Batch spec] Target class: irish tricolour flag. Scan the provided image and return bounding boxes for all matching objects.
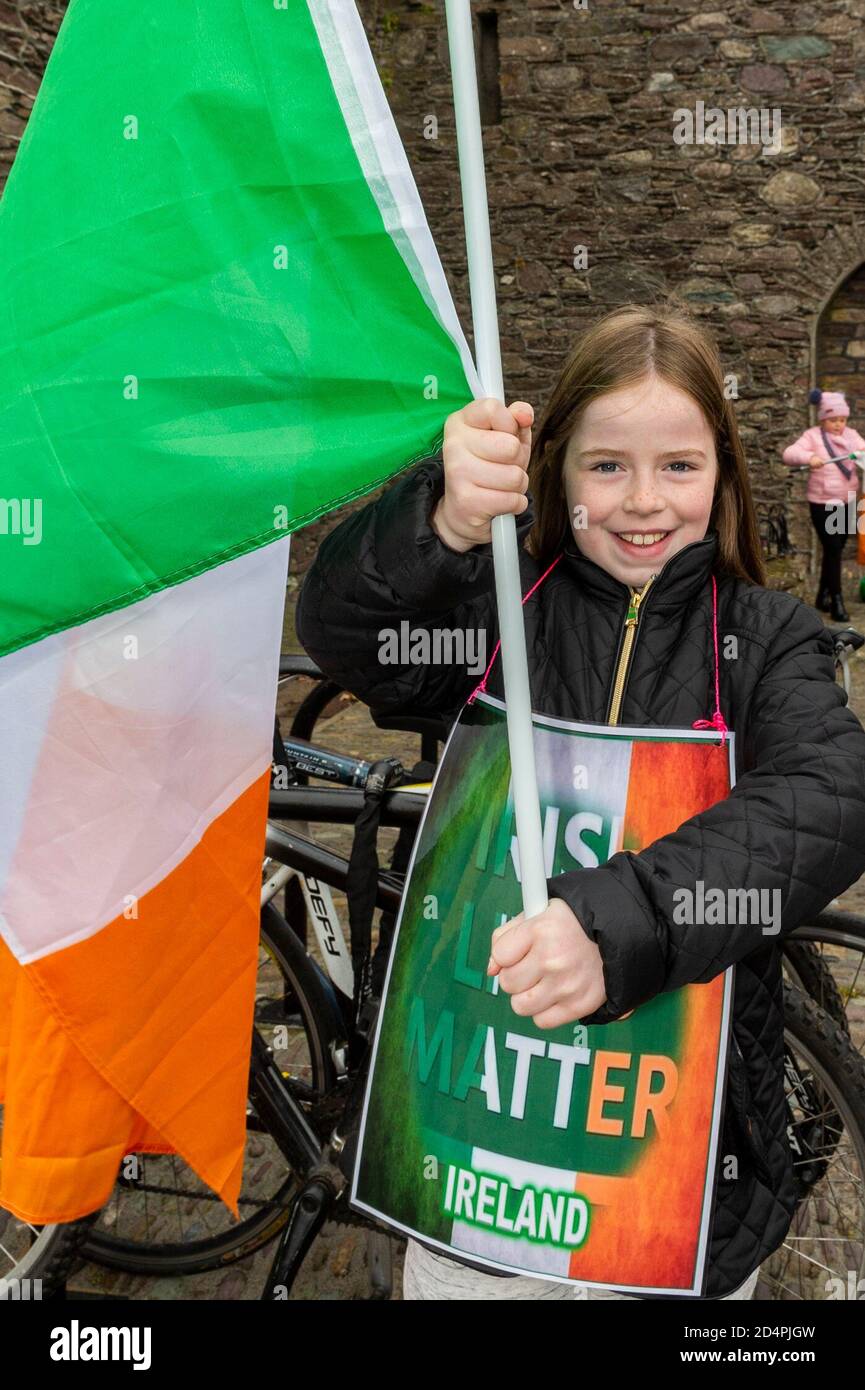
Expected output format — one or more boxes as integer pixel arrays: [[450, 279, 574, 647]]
[[0, 0, 478, 1223]]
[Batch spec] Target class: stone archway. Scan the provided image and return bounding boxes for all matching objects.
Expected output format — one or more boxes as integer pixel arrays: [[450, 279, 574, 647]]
[[814, 263, 865, 421], [809, 257, 865, 587]]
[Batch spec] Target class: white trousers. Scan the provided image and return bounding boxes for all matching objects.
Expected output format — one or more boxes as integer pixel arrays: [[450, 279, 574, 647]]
[[402, 1239, 761, 1301]]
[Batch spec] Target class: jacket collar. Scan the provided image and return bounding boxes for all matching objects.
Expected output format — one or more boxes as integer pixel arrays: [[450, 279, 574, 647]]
[[559, 528, 720, 611]]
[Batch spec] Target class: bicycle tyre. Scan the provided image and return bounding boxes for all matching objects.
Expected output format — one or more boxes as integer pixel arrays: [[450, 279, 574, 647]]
[[783, 939, 849, 1034], [288, 679, 344, 747], [787, 909, 865, 1042], [78, 902, 343, 1276]]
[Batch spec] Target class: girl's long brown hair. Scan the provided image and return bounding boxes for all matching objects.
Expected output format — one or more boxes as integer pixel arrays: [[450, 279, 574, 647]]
[[525, 302, 766, 585]]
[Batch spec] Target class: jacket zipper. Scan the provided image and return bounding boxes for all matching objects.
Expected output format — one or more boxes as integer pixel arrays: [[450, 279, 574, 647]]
[[606, 574, 655, 726]]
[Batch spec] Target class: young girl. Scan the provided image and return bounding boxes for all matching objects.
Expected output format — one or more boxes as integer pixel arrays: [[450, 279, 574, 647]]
[[296, 303, 865, 1301], [782, 388, 865, 622]]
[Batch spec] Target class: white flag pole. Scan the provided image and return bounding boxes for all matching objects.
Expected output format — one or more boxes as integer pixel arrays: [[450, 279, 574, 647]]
[[443, 0, 548, 918]]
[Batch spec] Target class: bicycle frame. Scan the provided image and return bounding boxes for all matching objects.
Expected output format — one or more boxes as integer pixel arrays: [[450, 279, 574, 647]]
[[261, 858, 355, 1002], [263, 785, 422, 1010]]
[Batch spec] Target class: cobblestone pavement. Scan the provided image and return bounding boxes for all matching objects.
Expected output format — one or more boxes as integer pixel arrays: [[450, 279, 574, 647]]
[[66, 567, 865, 1301]]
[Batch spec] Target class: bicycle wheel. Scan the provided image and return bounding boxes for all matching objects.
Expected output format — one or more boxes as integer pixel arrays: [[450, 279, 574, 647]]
[[78, 902, 343, 1276], [757, 983, 865, 1300], [0, 1205, 98, 1299], [787, 910, 865, 1057]]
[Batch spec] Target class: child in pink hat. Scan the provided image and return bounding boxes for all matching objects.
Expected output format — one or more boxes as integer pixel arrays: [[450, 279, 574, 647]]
[[783, 389, 865, 620]]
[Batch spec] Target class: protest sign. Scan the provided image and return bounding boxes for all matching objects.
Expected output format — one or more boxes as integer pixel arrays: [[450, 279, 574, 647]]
[[351, 693, 736, 1296]]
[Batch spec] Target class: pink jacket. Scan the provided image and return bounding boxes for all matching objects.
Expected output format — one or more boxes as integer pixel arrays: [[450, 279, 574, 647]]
[[783, 423, 865, 504]]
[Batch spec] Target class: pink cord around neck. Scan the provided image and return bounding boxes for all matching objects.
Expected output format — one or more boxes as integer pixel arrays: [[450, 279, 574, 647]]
[[691, 573, 729, 744], [466, 553, 563, 705], [467, 555, 729, 744]]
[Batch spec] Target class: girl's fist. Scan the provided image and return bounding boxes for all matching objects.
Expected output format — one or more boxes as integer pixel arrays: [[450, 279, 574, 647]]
[[431, 397, 534, 553], [486, 897, 607, 1029]]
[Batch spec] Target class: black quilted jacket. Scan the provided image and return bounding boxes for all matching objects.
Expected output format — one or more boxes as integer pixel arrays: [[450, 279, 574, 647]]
[[296, 453, 865, 1299]]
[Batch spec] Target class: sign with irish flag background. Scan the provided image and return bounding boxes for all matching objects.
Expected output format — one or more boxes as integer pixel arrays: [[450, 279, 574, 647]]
[[0, 0, 477, 1224], [352, 695, 736, 1296]]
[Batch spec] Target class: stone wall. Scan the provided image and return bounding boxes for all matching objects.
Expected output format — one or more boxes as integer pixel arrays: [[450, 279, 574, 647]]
[[4, 0, 865, 580]]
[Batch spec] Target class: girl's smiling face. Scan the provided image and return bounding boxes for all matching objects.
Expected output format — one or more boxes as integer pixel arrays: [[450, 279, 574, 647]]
[[562, 373, 719, 589]]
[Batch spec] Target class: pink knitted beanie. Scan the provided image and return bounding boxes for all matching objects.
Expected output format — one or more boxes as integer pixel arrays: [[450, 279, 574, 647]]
[[809, 387, 850, 421]]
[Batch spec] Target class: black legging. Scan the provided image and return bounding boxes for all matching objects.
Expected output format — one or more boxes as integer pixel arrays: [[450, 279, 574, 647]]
[[809, 502, 848, 596]]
